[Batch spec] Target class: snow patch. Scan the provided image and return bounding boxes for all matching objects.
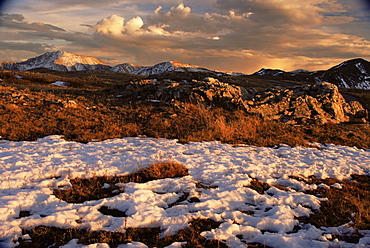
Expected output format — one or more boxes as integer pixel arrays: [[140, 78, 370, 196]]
[[52, 81, 69, 87], [356, 62, 368, 74], [0, 136, 369, 247]]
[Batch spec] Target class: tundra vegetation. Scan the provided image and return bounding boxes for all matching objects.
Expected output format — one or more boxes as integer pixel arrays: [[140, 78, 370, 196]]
[[0, 69, 369, 247]]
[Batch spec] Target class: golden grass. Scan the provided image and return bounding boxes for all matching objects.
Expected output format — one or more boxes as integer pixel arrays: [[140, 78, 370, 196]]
[[1, 71, 370, 148], [2, 70, 369, 247], [0, 87, 369, 147], [293, 175, 370, 232], [53, 162, 188, 203], [18, 219, 227, 248]]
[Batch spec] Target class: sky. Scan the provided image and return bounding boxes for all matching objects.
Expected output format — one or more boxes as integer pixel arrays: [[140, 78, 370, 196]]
[[0, 0, 370, 74]]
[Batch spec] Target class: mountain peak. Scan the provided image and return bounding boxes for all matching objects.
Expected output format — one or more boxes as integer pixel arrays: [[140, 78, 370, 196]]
[[111, 62, 143, 73], [254, 68, 285, 76], [0, 50, 111, 71], [132, 60, 210, 76], [169, 61, 203, 69], [252, 58, 370, 90]]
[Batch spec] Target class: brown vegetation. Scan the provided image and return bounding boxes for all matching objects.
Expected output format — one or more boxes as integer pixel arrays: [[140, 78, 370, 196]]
[[297, 175, 370, 230], [18, 219, 227, 248], [1, 69, 370, 148], [54, 162, 188, 203], [2, 69, 369, 247], [0, 82, 370, 147]]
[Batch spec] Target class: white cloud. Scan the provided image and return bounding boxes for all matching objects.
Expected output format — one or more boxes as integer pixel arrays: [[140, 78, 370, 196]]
[[2, 1, 370, 74], [92, 15, 145, 36], [125, 16, 144, 35], [167, 3, 191, 17], [86, 2, 370, 73], [93, 15, 126, 36]]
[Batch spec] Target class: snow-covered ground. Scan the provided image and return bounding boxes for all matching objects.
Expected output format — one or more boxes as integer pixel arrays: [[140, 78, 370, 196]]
[[0, 136, 370, 248], [51, 81, 69, 87]]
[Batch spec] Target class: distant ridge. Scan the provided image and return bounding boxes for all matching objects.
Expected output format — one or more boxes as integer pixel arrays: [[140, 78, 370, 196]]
[[311, 58, 370, 90], [0, 51, 217, 76], [2, 51, 370, 89], [252, 58, 370, 90], [132, 61, 215, 76], [111, 63, 143, 74], [0, 50, 111, 71]]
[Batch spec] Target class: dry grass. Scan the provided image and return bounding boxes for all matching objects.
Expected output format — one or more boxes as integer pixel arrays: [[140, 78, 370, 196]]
[[15, 176, 370, 247], [18, 218, 227, 248], [54, 162, 189, 203], [2, 70, 369, 247], [1, 72, 370, 147], [0, 69, 144, 90], [247, 179, 272, 194], [296, 175, 370, 231], [245, 176, 370, 244], [1, 91, 369, 147]]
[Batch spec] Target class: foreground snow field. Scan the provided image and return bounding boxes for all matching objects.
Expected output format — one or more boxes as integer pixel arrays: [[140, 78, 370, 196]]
[[0, 136, 370, 248]]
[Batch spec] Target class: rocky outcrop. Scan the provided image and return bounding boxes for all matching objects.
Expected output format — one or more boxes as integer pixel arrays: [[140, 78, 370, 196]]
[[245, 82, 367, 124], [122, 79, 367, 124], [123, 77, 254, 110]]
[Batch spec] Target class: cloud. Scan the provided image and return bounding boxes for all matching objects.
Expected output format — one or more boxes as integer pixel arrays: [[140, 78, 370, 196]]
[[93, 15, 126, 36], [0, 41, 54, 53], [92, 15, 145, 36], [85, 2, 370, 73], [0, 14, 66, 32], [1, 1, 370, 74], [214, 0, 353, 26], [0, 13, 93, 59]]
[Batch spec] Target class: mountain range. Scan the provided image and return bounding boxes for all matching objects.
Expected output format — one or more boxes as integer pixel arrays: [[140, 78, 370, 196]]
[[1, 51, 370, 90], [0, 51, 111, 72], [253, 58, 370, 90], [0, 50, 217, 76]]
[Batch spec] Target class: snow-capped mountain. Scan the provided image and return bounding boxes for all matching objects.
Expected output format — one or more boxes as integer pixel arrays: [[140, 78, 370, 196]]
[[132, 61, 214, 76], [0, 61, 16, 70], [311, 58, 370, 90], [254, 68, 285, 76], [289, 69, 309, 74], [0, 51, 111, 71], [2, 51, 369, 89], [0, 52, 217, 76], [110, 63, 143, 74], [252, 58, 370, 90]]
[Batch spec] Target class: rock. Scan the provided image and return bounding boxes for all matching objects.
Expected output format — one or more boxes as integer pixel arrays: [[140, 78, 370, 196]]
[[244, 83, 367, 124], [354, 109, 368, 119], [122, 79, 367, 124], [62, 100, 78, 108], [203, 77, 218, 83], [124, 79, 251, 110]]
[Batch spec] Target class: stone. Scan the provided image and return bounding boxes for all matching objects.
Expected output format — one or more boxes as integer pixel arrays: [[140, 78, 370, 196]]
[[243, 82, 367, 124], [124, 79, 250, 110], [122, 79, 367, 124], [354, 109, 368, 119]]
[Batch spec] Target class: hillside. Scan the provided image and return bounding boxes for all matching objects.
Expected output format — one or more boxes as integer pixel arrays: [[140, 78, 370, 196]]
[[132, 61, 217, 76], [0, 51, 111, 71], [0, 69, 369, 147], [0, 68, 370, 248], [2, 51, 370, 90], [251, 58, 370, 90], [311, 58, 370, 89]]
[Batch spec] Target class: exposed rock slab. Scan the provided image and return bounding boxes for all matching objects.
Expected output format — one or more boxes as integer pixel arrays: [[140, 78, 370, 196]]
[[122, 79, 367, 124], [246, 83, 367, 124]]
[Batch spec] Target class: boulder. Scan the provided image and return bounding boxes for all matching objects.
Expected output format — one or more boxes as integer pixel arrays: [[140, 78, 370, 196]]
[[123, 79, 367, 124], [124, 78, 250, 110], [245, 82, 367, 124]]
